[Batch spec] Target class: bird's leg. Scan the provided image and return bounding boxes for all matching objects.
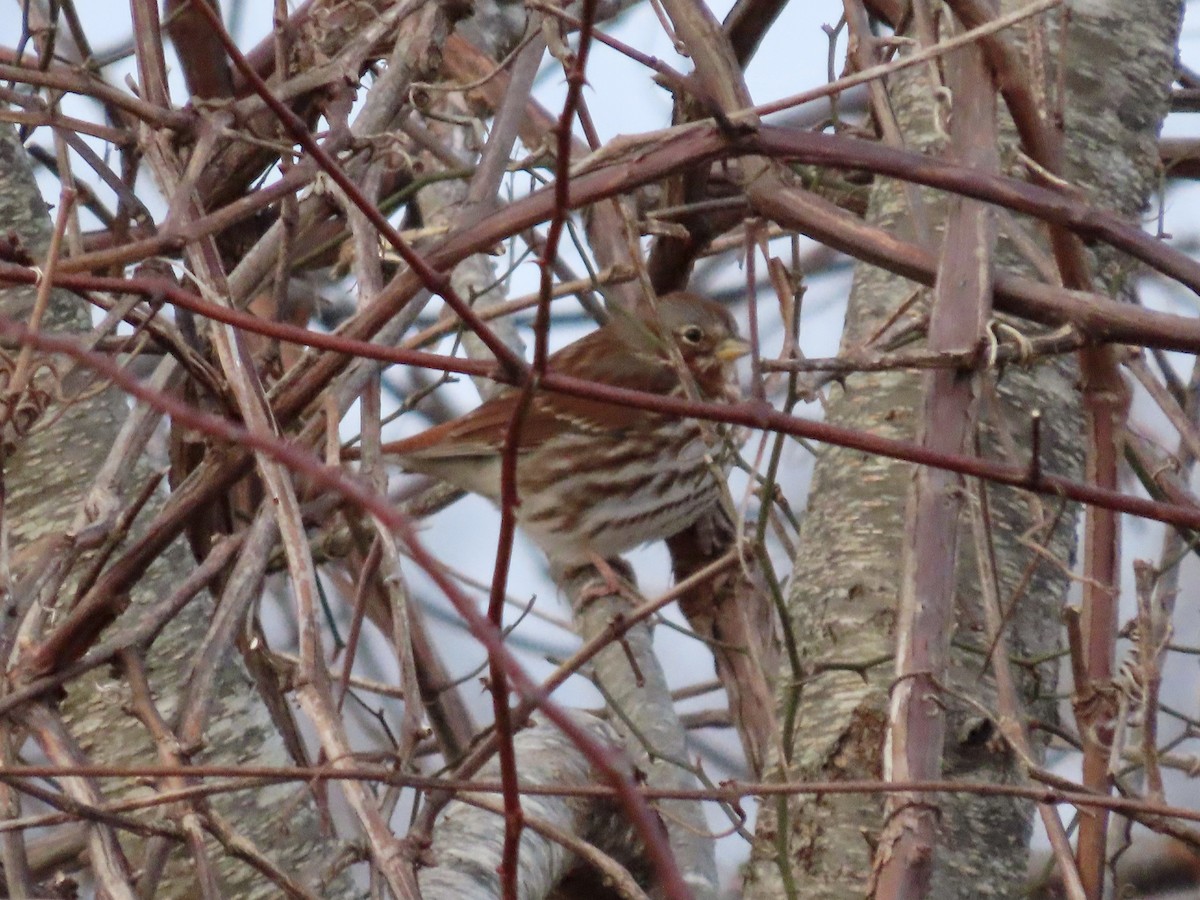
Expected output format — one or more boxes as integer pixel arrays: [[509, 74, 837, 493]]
[[576, 554, 637, 602]]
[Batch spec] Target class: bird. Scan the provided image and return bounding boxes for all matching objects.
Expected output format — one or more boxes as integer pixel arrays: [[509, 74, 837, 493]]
[[374, 291, 749, 573]]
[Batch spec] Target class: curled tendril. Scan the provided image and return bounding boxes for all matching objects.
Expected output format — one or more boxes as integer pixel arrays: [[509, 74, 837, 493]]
[[0, 351, 63, 452]]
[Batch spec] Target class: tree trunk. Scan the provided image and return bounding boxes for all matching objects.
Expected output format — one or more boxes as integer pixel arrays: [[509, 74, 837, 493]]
[[744, 2, 1183, 897], [0, 124, 354, 898]]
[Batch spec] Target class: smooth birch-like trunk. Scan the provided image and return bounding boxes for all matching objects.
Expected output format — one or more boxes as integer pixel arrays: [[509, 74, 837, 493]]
[[744, 2, 1183, 896], [0, 125, 354, 898]]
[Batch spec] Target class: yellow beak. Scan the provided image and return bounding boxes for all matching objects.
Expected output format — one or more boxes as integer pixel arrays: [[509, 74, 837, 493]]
[[716, 337, 751, 362]]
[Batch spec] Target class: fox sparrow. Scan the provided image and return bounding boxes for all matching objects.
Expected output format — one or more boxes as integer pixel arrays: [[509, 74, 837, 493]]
[[379, 291, 748, 569]]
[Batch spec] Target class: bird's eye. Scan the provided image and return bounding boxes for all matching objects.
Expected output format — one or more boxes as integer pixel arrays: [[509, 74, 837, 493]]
[[680, 325, 704, 344]]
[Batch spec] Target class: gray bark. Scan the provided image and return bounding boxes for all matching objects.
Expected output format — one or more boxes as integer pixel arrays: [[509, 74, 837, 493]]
[[0, 125, 354, 897], [744, 2, 1183, 897], [566, 571, 721, 900], [419, 715, 651, 900]]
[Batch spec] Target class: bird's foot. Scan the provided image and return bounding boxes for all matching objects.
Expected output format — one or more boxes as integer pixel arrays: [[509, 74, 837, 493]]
[[573, 554, 637, 603]]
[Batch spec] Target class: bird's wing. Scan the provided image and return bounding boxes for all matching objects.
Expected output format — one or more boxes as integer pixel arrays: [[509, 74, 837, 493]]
[[383, 333, 679, 461], [380, 393, 524, 460]]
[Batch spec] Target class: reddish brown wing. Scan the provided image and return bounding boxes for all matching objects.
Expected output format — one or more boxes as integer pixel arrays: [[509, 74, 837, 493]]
[[382, 326, 680, 461], [380, 391, 523, 459]]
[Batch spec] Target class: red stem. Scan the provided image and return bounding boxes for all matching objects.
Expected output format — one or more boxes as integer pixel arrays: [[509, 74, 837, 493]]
[[188, 0, 526, 379], [3, 315, 687, 897]]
